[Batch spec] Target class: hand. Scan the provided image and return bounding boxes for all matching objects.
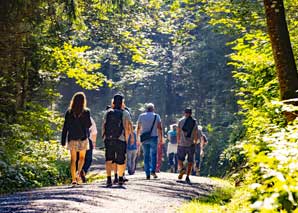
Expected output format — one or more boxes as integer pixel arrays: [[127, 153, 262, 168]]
[[93, 142, 96, 149], [200, 150, 204, 157]]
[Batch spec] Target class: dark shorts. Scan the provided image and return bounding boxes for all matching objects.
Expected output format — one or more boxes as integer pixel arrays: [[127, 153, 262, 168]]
[[177, 145, 195, 163], [104, 139, 127, 165]]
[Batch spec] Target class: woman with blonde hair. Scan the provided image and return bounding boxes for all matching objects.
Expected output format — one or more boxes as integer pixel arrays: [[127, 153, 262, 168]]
[[61, 92, 92, 186]]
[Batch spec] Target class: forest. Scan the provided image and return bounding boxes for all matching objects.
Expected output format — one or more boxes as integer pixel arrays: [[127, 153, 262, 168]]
[[1, 0, 298, 212]]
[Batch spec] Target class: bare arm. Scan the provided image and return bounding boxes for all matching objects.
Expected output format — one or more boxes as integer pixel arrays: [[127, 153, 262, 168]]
[[193, 126, 198, 143], [157, 122, 163, 144], [177, 126, 181, 145], [124, 118, 132, 143], [91, 134, 97, 148], [101, 120, 105, 140], [200, 136, 204, 149], [129, 121, 135, 145], [136, 122, 142, 144]]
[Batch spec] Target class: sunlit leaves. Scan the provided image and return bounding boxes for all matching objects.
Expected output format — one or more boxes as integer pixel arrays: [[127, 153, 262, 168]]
[[49, 43, 106, 89]]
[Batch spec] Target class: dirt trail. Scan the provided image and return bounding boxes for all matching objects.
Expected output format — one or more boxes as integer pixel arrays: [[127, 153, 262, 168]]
[[0, 149, 221, 213]]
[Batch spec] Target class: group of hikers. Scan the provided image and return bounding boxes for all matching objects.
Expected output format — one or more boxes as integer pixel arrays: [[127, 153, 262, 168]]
[[61, 92, 208, 187]]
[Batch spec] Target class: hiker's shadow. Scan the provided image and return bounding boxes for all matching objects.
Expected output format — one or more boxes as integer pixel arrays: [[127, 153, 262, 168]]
[[176, 180, 192, 185], [98, 185, 127, 190]]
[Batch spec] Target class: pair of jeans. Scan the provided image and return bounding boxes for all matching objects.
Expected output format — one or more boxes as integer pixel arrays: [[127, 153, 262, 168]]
[[194, 144, 201, 169], [127, 149, 137, 175], [168, 153, 178, 172], [142, 136, 158, 176]]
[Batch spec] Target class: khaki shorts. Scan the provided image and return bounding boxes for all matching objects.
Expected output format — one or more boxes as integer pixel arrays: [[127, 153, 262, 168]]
[[67, 139, 89, 151]]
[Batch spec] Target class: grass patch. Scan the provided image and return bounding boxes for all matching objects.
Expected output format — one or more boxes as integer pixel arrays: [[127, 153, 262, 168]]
[[179, 183, 252, 213], [86, 172, 106, 183], [198, 186, 235, 205]]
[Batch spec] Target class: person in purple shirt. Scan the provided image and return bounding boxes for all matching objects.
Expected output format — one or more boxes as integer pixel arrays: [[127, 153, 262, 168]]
[[127, 130, 138, 175]]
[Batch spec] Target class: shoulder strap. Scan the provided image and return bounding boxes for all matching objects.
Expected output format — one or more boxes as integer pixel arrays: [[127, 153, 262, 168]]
[[149, 115, 157, 135]]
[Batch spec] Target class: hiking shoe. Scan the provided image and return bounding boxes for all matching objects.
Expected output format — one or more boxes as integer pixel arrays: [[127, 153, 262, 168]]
[[170, 166, 174, 173], [146, 175, 150, 180], [123, 176, 129, 182], [113, 177, 119, 184], [80, 170, 87, 183], [185, 176, 191, 184], [106, 177, 112, 187], [178, 168, 186, 180], [118, 177, 124, 186], [195, 168, 200, 176], [151, 172, 158, 179]]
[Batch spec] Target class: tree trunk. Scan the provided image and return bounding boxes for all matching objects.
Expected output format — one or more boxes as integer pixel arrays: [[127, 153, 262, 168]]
[[263, 0, 298, 121]]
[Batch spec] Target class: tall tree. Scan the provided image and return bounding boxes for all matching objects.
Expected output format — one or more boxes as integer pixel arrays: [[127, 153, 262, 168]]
[[263, 0, 298, 121]]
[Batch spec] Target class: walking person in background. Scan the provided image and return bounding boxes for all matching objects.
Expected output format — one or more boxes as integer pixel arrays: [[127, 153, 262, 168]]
[[156, 139, 163, 173], [137, 103, 163, 179], [127, 128, 138, 175], [196, 132, 208, 175], [192, 125, 204, 176], [167, 124, 178, 173], [102, 94, 133, 187], [61, 92, 92, 186], [76, 117, 97, 183], [177, 108, 198, 184]]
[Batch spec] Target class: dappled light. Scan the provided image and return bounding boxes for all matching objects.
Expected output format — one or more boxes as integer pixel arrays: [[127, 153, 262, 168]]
[[1, 0, 298, 212]]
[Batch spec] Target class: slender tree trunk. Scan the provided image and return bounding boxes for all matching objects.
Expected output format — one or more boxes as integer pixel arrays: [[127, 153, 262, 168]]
[[263, 0, 298, 121]]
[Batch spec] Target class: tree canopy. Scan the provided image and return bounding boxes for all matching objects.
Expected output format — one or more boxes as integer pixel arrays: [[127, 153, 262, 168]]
[[1, 0, 298, 212]]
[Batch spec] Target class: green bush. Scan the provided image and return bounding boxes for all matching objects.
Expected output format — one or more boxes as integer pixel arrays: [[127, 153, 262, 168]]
[[246, 115, 298, 212], [0, 103, 69, 194]]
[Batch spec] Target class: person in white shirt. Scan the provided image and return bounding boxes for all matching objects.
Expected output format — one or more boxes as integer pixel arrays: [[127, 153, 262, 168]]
[[77, 117, 97, 183]]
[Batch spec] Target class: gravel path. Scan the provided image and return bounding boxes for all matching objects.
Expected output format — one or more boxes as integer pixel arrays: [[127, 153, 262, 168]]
[[0, 149, 221, 213]]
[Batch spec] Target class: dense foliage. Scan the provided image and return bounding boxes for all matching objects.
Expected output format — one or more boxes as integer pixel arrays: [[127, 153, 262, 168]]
[[1, 2, 298, 212], [203, 0, 298, 212]]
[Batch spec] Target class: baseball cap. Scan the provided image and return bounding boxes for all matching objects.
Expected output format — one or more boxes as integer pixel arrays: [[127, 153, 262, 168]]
[[184, 108, 192, 114]]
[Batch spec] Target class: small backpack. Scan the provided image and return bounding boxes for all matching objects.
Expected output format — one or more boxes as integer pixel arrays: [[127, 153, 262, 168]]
[[104, 108, 124, 140], [182, 117, 196, 138]]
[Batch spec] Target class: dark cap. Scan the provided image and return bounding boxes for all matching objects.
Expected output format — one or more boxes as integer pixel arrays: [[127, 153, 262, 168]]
[[113, 93, 124, 107], [113, 93, 124, 102], [184, 108, 192, 114]]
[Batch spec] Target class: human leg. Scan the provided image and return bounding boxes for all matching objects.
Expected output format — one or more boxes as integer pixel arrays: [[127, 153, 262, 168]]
[[177, 146, 187, 179], [168, 153, 174, 172], [149, 138, 158, 174], [174, 153, 178, 173], [185, 146, 195, 183], [130, 150, 137, 174], [70, 149, 78, 183], [156, 142, 163, 172], [78, 150, 86, 180], [82, 140, 93, 174], [127, 150, 133, 175], [105, 140, 115, 187], [115, 141, 127, 185], [142, 143, 150, 178]]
